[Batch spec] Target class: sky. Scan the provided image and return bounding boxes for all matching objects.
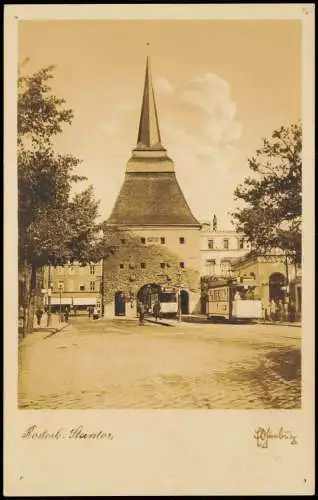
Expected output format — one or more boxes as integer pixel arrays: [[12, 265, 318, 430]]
[[18, 20, 301, 229]]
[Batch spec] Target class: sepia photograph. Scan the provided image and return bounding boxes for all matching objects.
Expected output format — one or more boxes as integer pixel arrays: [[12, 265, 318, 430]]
[[17, 18, 303, 411], [4, 4, 315, 496]]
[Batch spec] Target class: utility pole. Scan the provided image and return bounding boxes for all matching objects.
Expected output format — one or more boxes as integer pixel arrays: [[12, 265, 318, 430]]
[[101, 258, 105, 317], [47, 264, 52, 327], [176, 270, 183, 323]]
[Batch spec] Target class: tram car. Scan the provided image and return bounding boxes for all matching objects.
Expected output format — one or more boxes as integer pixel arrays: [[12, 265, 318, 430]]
[[142, 286, 178, 317], [205, 276, 262, 321]]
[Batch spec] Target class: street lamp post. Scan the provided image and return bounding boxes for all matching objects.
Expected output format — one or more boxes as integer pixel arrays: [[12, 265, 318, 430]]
[[58, 283, 63, 323], [176, 270, 183, 323], [47, 264, 52, 327]]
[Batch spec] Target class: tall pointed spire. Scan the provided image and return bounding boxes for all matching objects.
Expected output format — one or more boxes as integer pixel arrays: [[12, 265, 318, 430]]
[[135, 56, 165, 151]]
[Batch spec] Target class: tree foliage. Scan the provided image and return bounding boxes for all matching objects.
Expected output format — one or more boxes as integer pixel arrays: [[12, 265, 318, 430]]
[[231, 122, 302, 263], [18, 63, 103, 270]]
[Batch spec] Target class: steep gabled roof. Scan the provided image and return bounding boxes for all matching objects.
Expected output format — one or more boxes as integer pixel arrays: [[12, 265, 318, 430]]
[[107, 57, 200, 228], [108, 172, 200, 226]]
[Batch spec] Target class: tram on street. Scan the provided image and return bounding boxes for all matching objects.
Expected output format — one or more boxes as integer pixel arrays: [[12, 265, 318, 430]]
[[141, 285, 178, 317], [205, 276, 262, 322]]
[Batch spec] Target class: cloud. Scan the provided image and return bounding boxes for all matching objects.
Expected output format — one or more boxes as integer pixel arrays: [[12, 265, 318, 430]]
[[154, 77, 175, 94]]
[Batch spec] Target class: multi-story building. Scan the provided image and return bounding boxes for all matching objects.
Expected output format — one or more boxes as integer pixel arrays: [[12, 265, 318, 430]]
[[43, 261, 103, 313], [200, 217, 251, 277]]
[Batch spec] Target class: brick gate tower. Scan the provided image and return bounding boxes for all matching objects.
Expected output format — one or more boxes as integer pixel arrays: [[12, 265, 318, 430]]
[[104, 57, 201, 316]]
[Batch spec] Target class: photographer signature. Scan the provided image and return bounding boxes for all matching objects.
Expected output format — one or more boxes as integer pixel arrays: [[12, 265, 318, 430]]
[[254, 426, 298, 448]]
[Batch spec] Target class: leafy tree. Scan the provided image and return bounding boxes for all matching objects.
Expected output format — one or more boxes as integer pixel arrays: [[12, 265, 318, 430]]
[[18, 63, 105, 330], [231, 122, 302, 264]]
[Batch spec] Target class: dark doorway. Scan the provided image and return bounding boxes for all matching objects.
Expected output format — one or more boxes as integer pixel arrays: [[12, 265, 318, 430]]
[[180, 290, 189, 314], [269, 272, 286, 302], [114, 291, 126, 316]]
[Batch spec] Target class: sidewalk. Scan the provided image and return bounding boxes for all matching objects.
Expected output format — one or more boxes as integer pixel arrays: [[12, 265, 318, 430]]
[[183, 314, 301, 328], [19, 313, 68, 337]]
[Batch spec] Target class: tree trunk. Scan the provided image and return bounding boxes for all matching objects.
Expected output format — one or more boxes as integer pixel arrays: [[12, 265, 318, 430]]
[[26, 263, 37, 331]]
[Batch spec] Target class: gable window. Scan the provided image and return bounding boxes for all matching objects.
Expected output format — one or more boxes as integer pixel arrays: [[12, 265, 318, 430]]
[[140, 263, 146, 269], [179, 262, 185, 269], [160, 237, 166, 244], [160, 262, 165, 269], [79, 284, 85, 291], [208, 239, 214, 249], [223, 239, 229, 249], [90, 281, 95, 291], [140, 237, 146, 244], [90, 265, 95, 274], [119, 263, 124, 269], [179, 237, 185, 244], [120, 239, 126, 244]]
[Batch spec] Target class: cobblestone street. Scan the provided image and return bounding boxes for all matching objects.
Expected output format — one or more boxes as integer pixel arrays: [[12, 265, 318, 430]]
[[18, 317, 301, 410]]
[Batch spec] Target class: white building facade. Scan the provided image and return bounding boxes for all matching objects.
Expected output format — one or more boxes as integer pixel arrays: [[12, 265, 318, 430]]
[[200, 218, 251, 277]]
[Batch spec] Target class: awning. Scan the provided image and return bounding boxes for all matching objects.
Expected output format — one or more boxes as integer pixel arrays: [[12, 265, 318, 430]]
[[50, 298, 72, 305], [73, 297, 97, 306]]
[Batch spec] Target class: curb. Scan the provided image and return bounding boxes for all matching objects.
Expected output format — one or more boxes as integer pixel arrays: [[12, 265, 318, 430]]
[[43, 323, 69, 339], [145, 318, 175, 327]]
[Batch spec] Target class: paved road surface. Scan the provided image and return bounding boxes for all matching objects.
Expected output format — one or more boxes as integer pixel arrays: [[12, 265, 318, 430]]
[[18, 317, 301, 409]]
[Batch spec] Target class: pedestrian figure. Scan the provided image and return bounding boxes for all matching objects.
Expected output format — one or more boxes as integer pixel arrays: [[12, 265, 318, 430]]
[[19, 305, 24, 319], [153, 299, 161, 321], [234, 291, 241, 301], [88, 306, 92, 319], [277, 300, 283, 322], [247, 288, 254, 300], [283, 300, 289, 322], [93, 306, 99, 320], [264, 302, 270, 322], [270, 300, 277, 322], [64, 308, 69, 323], [138, 301, 145, 325], [288, 299, 296, 322], [35, 308, 43, 326]]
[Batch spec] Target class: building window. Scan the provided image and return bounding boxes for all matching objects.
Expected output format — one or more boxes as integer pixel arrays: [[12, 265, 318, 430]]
[[140, 263, 146, 269], [179, 237, 185, 244], [160, 237, 166, 244], [90, 281, 95, 291], [220, 261, 231, 274], [119, 263, 124, 269], [239, 238, 244, 249], [208, 239, 214, 249], [140, 237, 146, 244], [79, 285, 85, 291], [160, 263, 165, 269], [120, 238, 126, 244], [90, 265, 95, 274], [179, 262, 185, 269], [58, 281, 64, 292], [223, 239, 229, 249]]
